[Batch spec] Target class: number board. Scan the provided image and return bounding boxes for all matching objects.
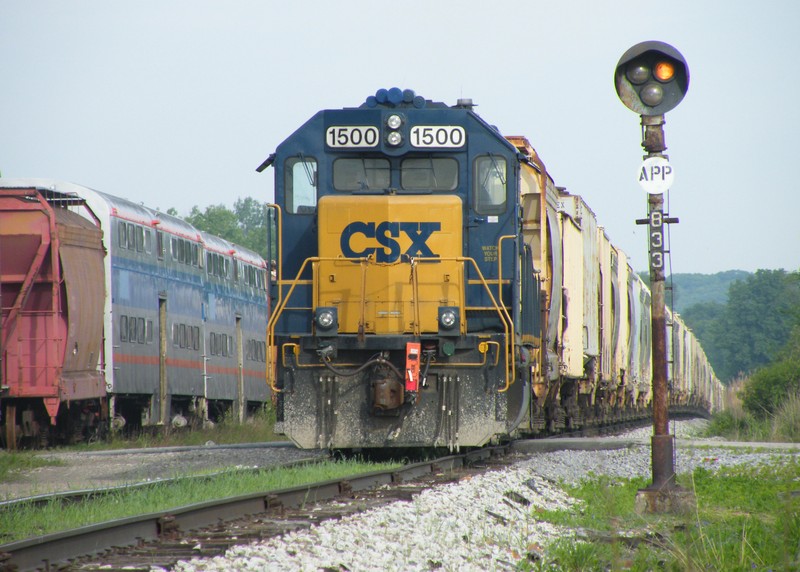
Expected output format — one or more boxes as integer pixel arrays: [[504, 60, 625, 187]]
[[649, 208, 665, 279], [326, 126, 379, 148], [410, 126, 465, 148]]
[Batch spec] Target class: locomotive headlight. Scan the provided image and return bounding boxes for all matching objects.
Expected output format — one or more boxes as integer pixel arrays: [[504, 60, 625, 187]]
[[438, 306, 460, 335], [386, 114, 403, 129], [386, 131, 403, 146], [440, 310, 456, 328], [317, 311, 334, 328], [315, 307, 338, 336]]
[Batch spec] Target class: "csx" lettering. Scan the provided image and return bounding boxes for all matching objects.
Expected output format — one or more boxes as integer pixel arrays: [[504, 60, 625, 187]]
[[340, 222, 441, 263]]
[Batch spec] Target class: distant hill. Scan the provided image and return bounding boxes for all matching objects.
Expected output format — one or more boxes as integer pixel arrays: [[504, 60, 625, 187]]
[[640, 270, 752, 313]]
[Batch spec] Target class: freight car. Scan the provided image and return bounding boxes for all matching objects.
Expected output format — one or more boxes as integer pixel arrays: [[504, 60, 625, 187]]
[[0, 179, 270, 448], [259, 88, 723, 450]]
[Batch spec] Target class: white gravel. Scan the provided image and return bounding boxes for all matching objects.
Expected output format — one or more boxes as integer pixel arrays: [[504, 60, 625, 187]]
[[171, 420, 800, 572]]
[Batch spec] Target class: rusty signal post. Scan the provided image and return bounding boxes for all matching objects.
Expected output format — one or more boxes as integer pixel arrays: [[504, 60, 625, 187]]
[[614, 41, 693, 513]]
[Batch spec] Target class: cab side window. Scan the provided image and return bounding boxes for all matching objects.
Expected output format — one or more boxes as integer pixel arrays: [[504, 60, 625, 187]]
[[474, 155, 507, 215], [286, 156, 318, 214]]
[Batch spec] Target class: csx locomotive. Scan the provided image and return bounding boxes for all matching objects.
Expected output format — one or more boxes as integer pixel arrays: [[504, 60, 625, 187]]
[[260, 88, 722, 450]]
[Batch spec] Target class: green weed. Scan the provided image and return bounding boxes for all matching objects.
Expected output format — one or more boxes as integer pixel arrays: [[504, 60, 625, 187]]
[[532, 459, 800, 571], [0, 458, 399, 543]]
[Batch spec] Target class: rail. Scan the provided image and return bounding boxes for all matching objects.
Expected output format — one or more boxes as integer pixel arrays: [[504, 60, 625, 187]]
[[0, 447, 507, 572]]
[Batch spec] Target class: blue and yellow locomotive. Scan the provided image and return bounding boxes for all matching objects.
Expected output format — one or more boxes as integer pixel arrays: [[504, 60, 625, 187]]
[[260, 88, 722, 450]]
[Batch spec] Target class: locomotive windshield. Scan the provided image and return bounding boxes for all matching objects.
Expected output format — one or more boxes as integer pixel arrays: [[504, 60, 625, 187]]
[[331, 156, 459, 193], [400, 157, 458, 191], [333, 158, 390, 191]]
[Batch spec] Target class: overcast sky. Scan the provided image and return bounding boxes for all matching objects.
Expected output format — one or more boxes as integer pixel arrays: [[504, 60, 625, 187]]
[[2, 1, 797, 274]]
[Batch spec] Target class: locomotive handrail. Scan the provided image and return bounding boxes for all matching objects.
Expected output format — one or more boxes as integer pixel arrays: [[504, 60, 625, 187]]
[[267, 255, 375, 391], [267, 254, 516, 392], [265, 203, 283, 393], [266, 255, 325, 392], [457, 256, 516, 391], [265, 203, 283, 314], [496, 234, 517, 310], [409, 257, 421, 337], [280, 339, 501, 370]]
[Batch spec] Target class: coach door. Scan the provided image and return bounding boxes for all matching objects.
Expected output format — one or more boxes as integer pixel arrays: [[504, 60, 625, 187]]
[[235, 315, 244, 422], [158, 295, 168, 425]]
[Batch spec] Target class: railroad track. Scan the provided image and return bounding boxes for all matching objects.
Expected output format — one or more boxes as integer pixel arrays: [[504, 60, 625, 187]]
[[0, 414, 710, 571], [0, 447, 517, 571]]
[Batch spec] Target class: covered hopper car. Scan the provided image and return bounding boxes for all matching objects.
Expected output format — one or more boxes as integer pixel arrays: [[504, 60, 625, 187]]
[[260, 88, 723, 450]]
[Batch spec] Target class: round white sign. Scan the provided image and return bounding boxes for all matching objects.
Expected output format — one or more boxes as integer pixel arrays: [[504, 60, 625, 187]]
[[637, 156, 674, 194]]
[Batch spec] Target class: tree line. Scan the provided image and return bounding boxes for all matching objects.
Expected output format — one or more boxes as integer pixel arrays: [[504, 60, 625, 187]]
[[168, 197, 273, 261], [680, 269, 800, 417], [680, 269, 800, 383]]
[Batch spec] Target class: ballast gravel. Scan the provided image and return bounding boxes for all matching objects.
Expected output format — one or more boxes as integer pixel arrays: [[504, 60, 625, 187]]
[[172, 420, 800, 572]]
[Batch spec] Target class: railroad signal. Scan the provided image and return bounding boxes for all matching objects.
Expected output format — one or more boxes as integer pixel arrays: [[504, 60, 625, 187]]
[[614, 41, 689, 116], [615, 42, 694, 512]]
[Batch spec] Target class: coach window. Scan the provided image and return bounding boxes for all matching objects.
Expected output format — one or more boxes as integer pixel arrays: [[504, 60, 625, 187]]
[[285, 156, 317, 214], [401, 158, 458, 191], [127, 223, 136, 250], [474, 155, 507, 215], [135, 226, 145, 252], [144, 230, 152, 254], [129, 316, 137, 344], [137, 318, 145, 343], [333, 158, 390, 191], [118, 223, 127, 248], [156, 231, 165, 260], [120, 316, 129, 342], [171, 237, 178, 260]]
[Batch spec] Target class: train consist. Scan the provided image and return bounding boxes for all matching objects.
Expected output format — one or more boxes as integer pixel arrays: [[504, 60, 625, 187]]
[[261, 88, 723, 450], [0, 179, 270, 448]]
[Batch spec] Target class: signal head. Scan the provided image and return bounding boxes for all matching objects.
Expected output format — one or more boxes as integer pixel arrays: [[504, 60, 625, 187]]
[[615, 41, 689, 116]]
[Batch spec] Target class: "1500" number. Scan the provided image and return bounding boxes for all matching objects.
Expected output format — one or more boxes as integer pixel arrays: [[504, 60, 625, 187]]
[[410, 126, 465, 148], [326, 126, 379, 148]]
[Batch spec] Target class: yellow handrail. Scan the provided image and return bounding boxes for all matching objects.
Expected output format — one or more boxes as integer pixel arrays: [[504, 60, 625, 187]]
[[266, 254, 516, 393]]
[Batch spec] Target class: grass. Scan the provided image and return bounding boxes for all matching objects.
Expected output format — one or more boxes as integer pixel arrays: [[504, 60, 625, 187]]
[[0, 452, 62, 482], [74, 403, 284, 451], [707, 390, 800, 443], [1, 405, 282, 481], [519, 391, 800, 570], [0, 458, 400, 544], [525, 459, 800, 571]]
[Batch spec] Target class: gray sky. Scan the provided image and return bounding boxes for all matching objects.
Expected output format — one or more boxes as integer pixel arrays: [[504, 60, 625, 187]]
[[2, 1, 798, 274]]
